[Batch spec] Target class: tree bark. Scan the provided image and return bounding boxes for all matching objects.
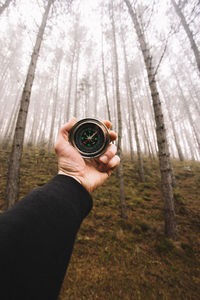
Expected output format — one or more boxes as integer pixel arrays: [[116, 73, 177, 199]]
[[0, 0, 12, 15], [73, 44, 80, 117], [124, 0, 177, 239], [171, 0, 200, 75], [5, 0, 54, 208], [101, 30, 111, 121], [3, 93, 20, 149], [125, 83, 134, 162], [160, 87, 184, 161], [182, 122, 196, 160], [172, 69, 200, 155], [48, 63, 61, 150], [110, 1, 127, 219], [121, 28, 145, 181]]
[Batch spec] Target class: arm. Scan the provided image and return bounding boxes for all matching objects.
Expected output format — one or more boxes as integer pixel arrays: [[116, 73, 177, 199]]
[[0, 118, 119, 300], [0, 175, 92, 300]]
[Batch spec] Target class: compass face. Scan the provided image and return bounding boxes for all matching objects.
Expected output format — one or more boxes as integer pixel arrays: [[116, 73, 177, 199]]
[[69, 119, 110, 158]]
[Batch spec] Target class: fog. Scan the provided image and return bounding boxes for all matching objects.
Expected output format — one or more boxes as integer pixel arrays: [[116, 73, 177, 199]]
[[0, 0, 200, 160]]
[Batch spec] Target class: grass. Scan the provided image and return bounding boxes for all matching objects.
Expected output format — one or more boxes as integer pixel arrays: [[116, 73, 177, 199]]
[[0, 147, 200, 299]]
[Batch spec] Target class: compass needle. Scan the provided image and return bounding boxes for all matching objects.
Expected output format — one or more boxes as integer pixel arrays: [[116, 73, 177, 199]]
[[69, 118, 110, 158]]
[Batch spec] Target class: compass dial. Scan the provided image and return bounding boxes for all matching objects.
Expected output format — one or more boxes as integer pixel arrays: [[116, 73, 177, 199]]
[[69, 119, 110, 158]]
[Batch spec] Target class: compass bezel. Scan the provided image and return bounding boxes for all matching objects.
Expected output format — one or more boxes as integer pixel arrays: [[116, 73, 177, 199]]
[[69, 118, 110, 158]]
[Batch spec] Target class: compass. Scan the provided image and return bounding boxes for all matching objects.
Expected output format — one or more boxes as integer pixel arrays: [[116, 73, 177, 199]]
[[69, 118, 110, 158]]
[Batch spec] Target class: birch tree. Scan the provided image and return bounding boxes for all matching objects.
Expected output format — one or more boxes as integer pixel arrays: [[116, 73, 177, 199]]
[[0, 0, 12, 15], [101, 23, 111, 121], [5, 0, 54, 208], [110, 0, 127, 218], [121, 27, 145, 181], [124, 0, 178, 239], [171, 0, 200, 76]]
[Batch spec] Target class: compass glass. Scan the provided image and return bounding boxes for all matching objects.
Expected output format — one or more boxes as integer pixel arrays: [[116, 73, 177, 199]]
[[74, 123, 105, 154], [69, 118, 110, 158]]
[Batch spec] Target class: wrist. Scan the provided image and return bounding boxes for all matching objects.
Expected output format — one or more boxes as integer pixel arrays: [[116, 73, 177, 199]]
[[57, 171, 93, 194], [58, 171, 82, 185]]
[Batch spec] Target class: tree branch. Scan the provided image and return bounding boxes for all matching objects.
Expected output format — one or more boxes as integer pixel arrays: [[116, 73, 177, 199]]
[[153, 32, 171, 78]]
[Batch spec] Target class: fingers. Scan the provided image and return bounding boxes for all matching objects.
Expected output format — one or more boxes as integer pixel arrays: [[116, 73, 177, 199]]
[[109, 130, 117, 142], [98, 143, 120, 174], [99, 143, 117, 164], [103, 121, 117, 143], [107, 155, 120, 170], [103, 120, 112, 129]]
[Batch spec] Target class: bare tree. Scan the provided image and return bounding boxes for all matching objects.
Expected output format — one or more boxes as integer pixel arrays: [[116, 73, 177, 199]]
[[124, 0, 178, 239], [101, 24, 111, 121], [73, 41, 81, 117], [171, 0, 200, 75], [0, 0, 12, 15], [172, 68, 200, 155], [48, 63, 61, 150], [161, 91, 184, 161], [5, 0, 54, 208], [121, 27, 145, 181], [110, 0, 127, 218]]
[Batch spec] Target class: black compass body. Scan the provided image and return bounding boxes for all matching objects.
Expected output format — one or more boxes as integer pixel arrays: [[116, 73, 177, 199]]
[[69, 118, 110, 158]]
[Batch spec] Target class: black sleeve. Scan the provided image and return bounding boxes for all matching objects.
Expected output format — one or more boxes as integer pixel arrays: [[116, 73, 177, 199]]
[[0, 175, 93, 300]]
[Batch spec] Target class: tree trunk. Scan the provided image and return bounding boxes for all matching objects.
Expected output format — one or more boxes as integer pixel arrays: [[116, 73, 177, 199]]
[[121, 28, 145, 181], [160, 88, 184, 161], [140, 113, 153, 160], [101, 30, 111, 121], [110, 1, 127, 219], [0, 0, 12, 15], [182, 122, 196, 160], [2, 88, 21, 149], [66, 50, 75, 121], [172, 69, 200, 155], [125, 84, 134, 162], [48, 63, 61, 150], [124, 0, 177, 239], [73, 44, 80, 118], [5, 0, 53, 208], [171, 0, 200, 76], [93, 68, 99, 117]]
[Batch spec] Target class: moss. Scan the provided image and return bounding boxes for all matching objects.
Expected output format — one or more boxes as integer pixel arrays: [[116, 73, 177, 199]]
[[133, 225, 142, 234], [174, 189, 186, 205], [143, 196, 152, 202], [1, 148, 200, 299], [133, 197, 143, 205], [181, 243, 195, 258], [155, 238, 175, 255], [135, 221, 151, 232]]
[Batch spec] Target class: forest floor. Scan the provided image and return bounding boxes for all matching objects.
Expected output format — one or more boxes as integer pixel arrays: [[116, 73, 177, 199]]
[[0, 147, 200, 300]]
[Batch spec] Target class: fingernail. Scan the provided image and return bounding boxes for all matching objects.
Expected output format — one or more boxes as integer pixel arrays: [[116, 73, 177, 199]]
[[100, 155, 108, 163]]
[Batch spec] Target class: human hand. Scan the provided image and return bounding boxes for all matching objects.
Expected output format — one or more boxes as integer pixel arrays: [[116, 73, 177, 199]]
[[55, 118, 120, 194]]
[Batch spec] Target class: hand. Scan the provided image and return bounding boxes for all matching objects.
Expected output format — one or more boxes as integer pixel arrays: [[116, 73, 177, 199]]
[[55, 118, 120, 194]]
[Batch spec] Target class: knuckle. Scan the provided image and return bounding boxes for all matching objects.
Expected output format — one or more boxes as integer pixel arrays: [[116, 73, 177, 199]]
[[109, 144, 117, 156]]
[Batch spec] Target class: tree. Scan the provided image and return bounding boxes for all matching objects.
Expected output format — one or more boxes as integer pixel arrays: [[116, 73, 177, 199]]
[[110, 0, 127, 218], [0, 0, 12, 15], [5, 0, 54, 208], [161, 90, 184, 161], [124, 0, 178, 239], [121, 26, 145, 181], [171, 0, 200, 75], [101, 20, 111, 121]]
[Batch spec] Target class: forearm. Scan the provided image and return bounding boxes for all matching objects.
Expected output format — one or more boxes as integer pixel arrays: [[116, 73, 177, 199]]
[[0, 175, 92, 300]]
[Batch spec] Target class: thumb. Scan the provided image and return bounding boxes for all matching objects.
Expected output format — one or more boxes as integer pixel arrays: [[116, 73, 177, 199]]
[[60, 117, 78, 138]]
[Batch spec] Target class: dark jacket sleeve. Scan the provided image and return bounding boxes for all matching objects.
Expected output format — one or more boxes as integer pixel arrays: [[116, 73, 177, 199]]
[[0, 175, 93, 300]]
